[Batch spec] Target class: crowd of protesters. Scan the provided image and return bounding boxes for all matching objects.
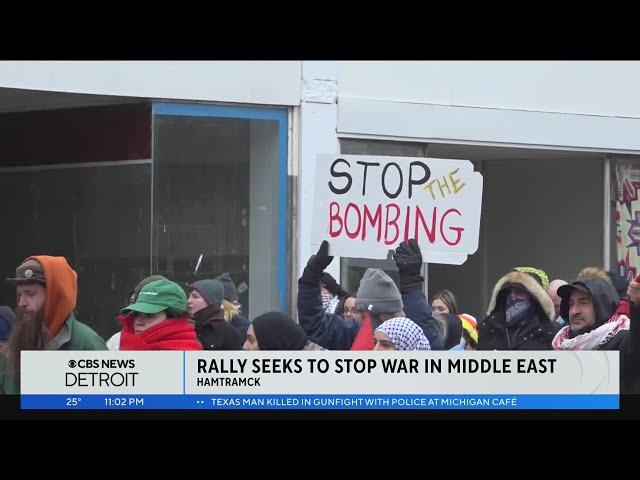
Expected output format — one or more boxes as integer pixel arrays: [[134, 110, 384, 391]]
[[1, 238, 638, 394]]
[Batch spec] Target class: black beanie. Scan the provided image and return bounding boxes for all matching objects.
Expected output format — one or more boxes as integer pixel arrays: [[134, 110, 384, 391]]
[[213, 272, 239, 302], [251, 312, 308, 350]]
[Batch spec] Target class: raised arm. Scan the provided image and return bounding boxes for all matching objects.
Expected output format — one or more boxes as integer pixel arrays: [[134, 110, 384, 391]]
[[393, 239, 444, 350], [297, 241, 359, 350]]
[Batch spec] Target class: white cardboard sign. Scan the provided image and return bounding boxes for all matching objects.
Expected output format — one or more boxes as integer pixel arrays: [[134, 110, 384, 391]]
[[311, 154, 483, 265]]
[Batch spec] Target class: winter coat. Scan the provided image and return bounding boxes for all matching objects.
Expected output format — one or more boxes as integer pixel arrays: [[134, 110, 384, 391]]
[[194, 306, 244, 350], [0, 313, 107, 394], [297, 282, 443, 350], [478, 271, 559, 350]]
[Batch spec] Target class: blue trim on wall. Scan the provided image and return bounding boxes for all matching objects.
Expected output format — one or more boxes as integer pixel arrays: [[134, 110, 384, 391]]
[[276, 113, 288, 314], [154, 103, 287, 122], [153, 103, 289, 312]]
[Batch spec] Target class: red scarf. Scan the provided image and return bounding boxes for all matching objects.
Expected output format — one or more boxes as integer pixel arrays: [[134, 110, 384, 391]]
[[350, 313, 374, 350], [616, 299, 631, 316], [118, 314, 203, 351]]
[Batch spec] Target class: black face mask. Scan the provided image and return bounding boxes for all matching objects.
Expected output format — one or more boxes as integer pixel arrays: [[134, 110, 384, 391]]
[[505, 297, 533, 326]]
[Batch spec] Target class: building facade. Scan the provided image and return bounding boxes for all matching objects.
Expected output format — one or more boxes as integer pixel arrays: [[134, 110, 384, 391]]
[[0, 61, 636, 337]]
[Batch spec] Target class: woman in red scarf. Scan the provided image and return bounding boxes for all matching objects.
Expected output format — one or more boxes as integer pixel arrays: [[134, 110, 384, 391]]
[[118, 279, 202, 351]]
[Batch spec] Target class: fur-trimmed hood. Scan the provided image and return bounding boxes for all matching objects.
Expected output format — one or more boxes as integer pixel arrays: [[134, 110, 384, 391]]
[[487, 271, 555, 321]]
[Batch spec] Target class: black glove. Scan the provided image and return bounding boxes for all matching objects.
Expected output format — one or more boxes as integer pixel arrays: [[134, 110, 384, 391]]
[[300, 240, 334, 286], [320, 272, 341, 296], [393, 238, 424, 293]]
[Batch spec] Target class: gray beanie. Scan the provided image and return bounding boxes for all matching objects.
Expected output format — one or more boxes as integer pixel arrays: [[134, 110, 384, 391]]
[[213, 272, 239, 302], [355, 268, 403, 315], [189, 280, 224, 307]]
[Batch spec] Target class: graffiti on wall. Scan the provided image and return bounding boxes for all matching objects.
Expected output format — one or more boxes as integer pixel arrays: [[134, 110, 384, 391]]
[[615, 162, 640, 282]]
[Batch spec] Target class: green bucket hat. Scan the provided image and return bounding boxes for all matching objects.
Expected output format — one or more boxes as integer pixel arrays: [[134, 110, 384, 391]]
[[121, 279, 187, 315]]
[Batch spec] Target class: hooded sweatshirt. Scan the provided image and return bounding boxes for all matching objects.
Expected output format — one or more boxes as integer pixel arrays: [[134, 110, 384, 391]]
[[553, 278, 624, 350], [558, 278, 618, 330], [0, 256, 106, 394], [555, 277, 640, 393], [28, 255, 77, 338]]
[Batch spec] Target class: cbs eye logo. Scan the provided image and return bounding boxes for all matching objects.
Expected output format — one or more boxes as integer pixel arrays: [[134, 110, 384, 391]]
[[67, 360, 100, 368]]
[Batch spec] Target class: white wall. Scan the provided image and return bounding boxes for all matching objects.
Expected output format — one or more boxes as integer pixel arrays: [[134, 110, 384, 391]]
[[0, 61, 302, 107], [333, 62, 616, 322], [339, 61, 640, 117], [337, 61, 640, 153], [298, 62, 340, 280]]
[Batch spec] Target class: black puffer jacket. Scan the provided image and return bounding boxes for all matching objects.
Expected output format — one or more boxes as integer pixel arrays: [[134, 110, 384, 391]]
[[478, 271, 559, 350]]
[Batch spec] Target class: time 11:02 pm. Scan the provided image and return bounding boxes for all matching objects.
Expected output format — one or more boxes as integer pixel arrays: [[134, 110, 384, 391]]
[[104, 397, 144, 407]]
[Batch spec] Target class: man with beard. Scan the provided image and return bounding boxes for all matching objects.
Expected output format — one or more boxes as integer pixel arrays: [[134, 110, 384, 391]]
[[0, 256, 107, 394], [554, 273, 640, 394]]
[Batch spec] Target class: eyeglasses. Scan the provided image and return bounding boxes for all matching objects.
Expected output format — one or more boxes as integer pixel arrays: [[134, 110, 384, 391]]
[[343, 307, 361, 315]]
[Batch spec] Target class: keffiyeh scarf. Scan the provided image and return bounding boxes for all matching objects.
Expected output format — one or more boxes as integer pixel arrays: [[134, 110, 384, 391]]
[[375, 317, 431, 351], [552, 314, 629, 351]]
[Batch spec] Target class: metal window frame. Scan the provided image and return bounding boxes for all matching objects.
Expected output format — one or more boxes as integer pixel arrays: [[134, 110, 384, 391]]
[[152, 102, 290, 312]]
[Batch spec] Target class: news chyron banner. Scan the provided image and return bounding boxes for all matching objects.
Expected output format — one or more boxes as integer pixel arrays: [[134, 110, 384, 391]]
[[20, 351, 618, 410]]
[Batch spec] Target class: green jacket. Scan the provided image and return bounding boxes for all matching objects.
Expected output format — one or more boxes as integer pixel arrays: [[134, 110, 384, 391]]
[[0, 313, 107, 394]]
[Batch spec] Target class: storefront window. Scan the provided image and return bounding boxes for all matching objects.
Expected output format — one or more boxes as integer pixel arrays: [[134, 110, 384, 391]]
[[153, 104, 288, 319], [0, 102, 289, 338], [0, 164, 152, 339], [0, 104, 152, 339], [338, 138, 606, 319]]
